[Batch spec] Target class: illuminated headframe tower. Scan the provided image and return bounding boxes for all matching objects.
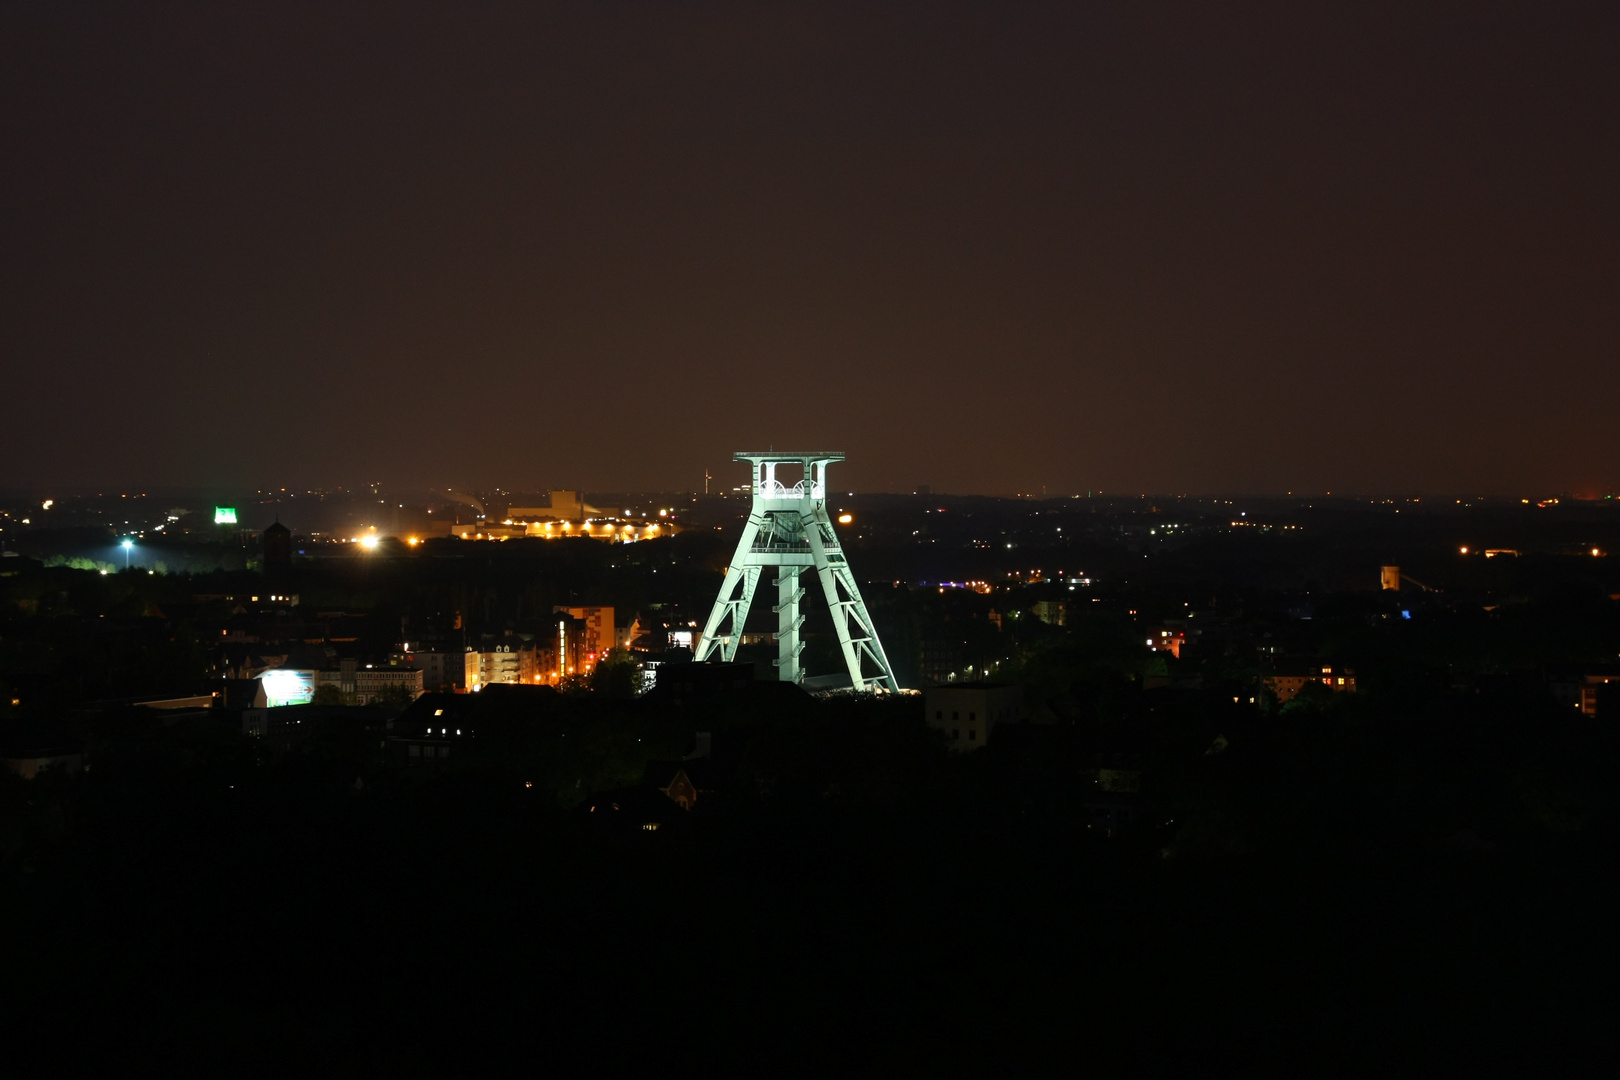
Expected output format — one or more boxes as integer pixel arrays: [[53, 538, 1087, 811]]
[[695, 452, 899, 692]]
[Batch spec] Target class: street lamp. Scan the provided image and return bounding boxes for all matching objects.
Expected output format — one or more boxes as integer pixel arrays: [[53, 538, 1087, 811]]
[[121, 538, 133, 569]]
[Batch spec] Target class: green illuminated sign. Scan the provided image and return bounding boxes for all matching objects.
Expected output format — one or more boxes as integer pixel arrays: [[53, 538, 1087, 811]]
[[214, 507, 238, 525]]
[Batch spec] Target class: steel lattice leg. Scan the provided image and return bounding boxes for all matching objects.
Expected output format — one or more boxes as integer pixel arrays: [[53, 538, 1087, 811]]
[[773, 569, 805, 684]]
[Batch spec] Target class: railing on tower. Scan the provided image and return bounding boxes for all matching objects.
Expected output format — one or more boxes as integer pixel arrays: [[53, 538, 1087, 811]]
[[755, 479, 826, 500]]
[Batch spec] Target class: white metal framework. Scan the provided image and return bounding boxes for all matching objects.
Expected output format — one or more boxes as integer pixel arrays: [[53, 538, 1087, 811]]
[[695, 452, 899, 692]]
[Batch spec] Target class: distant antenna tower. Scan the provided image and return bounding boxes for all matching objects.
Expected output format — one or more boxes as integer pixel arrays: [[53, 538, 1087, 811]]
[[695, 451, 899, 691], [704, 469, 712, 495]]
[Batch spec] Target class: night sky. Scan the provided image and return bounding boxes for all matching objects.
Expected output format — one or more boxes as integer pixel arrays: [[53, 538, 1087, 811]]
[[3, 3, 1616, 496]]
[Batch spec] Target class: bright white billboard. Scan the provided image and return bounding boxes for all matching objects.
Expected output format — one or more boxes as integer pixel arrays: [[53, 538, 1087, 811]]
[[261, 668, 314, 708]]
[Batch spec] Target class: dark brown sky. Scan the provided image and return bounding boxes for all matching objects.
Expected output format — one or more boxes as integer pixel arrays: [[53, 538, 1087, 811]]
[[3, 2, 1616, 496]]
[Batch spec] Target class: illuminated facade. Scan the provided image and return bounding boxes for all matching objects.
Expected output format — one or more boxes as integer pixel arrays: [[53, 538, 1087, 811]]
[[444, 490, 665, 543], [1564, 674, 1620, 717], [475, 636, 539, 687], [1146, 628, 1186, 658], [470, 617, 598, 685], [1264, 664, 1357, 703], [552, 606, 614, 670], [450, 520, 668, 542], [1033, 600, 1066, 627], [391, 646, 478, 693], [540, 611, 590, 681], [351, 666, 424, 704], [696, 452, 899, 692], [507, 491, 620, 522], [314, 658, 426, 704]]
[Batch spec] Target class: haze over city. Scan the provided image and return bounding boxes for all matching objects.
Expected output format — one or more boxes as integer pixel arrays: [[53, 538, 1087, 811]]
[[4, 2, 1616, 496]]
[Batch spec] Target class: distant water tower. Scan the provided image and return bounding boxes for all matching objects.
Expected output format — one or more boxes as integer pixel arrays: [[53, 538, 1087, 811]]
[[1381, 565, 1400, 591], [264, 519, 292, 570]]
